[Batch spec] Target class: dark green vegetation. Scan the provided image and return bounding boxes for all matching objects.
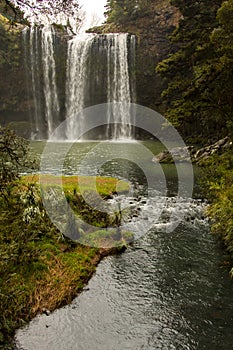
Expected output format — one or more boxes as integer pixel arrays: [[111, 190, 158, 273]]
[[154, 0, 233, 271], [154, 0, 233, 272], [0, 127, 130, 348], [103, 0, 233, 272], [202, 151, 233, 275], [156, 0, 233, 140], [0, 12, 26, 122], [104, 0, 152, 24]]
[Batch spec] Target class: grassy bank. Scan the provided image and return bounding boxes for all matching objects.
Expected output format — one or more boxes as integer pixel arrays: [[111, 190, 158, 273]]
[[22, 174, 130, 197], [202, 151, 233, 276], [0, 175, 131, 349]]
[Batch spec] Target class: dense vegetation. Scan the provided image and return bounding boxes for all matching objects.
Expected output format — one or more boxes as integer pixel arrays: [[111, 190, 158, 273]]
[[156, 0, 233, 271], [156, 0, 233, 140], [0, 127, 130, 348], [204, 151, 233, 274], [104, 0, 233, 271], [154, 0, 233, 267], [104, 0, 152, 24], [105, 0, 233, 140]]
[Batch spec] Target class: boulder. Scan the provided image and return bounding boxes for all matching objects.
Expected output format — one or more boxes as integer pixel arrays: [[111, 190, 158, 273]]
[[152, 146, 194, 163], [152, 137, 232, 164], [193, 137, 231, 164]]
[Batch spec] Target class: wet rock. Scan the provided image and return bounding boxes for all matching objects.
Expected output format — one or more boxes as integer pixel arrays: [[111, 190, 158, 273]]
[[152, 146, 194, 163], [152, 137, 232, 164], [193, 137, 231, 164]]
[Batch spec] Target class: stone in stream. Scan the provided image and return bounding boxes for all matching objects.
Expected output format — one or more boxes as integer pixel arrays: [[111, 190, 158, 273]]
[[152, 137, 232, 164]]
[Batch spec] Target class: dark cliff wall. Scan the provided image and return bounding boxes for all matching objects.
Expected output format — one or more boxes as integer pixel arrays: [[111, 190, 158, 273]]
[[90, 0, 180, 112], [0, 14, 68, 137], [0, 14, 30, 135]]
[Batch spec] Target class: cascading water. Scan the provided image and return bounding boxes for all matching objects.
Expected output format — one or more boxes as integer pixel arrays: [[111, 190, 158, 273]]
[[66, 33, 135, 140], [65, 34, 95, 140], [41, 26, 60, 140], [25, 30, 135, 141], [106, 33, 133, 140], [65, 33, 135, 141], [24, 25, 60, 140]]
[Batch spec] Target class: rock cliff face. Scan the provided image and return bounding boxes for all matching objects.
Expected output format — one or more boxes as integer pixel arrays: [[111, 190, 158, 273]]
[[0, 14, 29, 133], [90, 0, 181, 112], [0, 14, 67, 138], [0, 1, 180, 137]]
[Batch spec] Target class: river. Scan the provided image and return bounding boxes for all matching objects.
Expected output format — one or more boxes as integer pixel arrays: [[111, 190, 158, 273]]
[[15, 141, 233, 350]]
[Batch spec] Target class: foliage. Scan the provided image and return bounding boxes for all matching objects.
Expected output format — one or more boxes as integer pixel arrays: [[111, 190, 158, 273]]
[[0, 129, 131, 346], [198, 150, 233, 276], [22, 174, 130, 233], [104, 0, 151, 25], [205, 151, 233, 253], [0, 174, 128, 345], [1, 0, 81, 23], [0, 126, 35, 196], [0, 182, 101, 347], [156, 0, 233, 139], [0, 0, 25, 24]]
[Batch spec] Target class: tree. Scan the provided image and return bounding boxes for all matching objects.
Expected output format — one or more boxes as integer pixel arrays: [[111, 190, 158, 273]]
[[156, 0, 223, 138], [193, 0, 233, 137], [104, 0, 149, 25], [0, 0, 81, 25]]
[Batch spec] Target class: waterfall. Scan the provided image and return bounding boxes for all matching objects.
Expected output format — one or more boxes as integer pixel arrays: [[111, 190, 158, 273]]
[[65, 33, 135, 141], [65, 35, 95, 140], [106, 34, 132, 140], [41, 26, 60, 140], [25, 30, 136, 141], [24, 25, 60, 140]]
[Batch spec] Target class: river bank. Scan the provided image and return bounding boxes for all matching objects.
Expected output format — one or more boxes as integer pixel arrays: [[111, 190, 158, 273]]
[[203, 150, 233, 276], [1, 140, 232, 349], [153, 139, 233, 277], [0, 176, 130, 349], [14, 182, 233, 350]]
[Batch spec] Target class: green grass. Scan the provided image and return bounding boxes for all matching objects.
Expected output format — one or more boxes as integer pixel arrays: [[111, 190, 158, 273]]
[[0, 174, 131, 348], [80, 229, 134, 248], [22, 174, 130, 197]]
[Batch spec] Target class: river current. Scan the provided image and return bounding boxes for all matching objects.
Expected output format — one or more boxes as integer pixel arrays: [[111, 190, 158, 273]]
[[15, 141, 233, 349]]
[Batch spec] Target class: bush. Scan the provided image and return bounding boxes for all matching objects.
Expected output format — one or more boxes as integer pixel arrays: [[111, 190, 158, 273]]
[[0, 126, 35, 196], [205, 151, 233, 263]]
